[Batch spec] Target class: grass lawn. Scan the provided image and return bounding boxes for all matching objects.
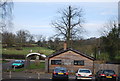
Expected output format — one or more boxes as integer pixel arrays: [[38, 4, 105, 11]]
[[28, 62, 45, 69], [2, 47, 54, 55], [2, 60, 10, 63], [0, 59, 9, 63], [9, 62, 45, 72]]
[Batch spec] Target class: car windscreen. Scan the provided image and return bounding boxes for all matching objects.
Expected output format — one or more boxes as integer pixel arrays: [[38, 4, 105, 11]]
[[79, 70, 91, 73], [103, 70, 115, 75], [13, 61, 22, 63], [54, 68, 67, 73]]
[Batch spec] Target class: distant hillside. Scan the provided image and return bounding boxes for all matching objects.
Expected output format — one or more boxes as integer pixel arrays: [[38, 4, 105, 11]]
[[2, 47, 55, 55]]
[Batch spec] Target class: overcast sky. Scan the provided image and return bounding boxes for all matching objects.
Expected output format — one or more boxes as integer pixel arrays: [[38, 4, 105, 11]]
[[12, 2, 118, 39]]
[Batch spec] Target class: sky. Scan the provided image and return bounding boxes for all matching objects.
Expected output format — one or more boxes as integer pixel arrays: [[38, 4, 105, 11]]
[[12, 1, 118, 39]]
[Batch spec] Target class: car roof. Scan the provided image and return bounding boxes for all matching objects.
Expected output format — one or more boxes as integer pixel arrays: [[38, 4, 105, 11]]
[[78, 69, 91, 71], [100, 69, 115, 71], [14, 60, 23, 62]]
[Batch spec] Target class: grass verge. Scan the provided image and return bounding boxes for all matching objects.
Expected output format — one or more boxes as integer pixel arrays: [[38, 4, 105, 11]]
[[28, 62, 45, 69], [8, 62, 45, 72], [1, 60, 9, 63]]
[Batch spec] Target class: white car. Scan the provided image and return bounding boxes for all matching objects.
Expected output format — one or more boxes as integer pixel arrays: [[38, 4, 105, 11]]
[[76, 69, 93, 80]]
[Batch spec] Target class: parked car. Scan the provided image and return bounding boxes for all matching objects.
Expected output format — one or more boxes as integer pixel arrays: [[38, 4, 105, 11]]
[[118, 73, 120, 81], [95, 70, 117, 81], [52, 67, 69, 81], [75, 69, 93, 80], [12, 60, 24, 68]]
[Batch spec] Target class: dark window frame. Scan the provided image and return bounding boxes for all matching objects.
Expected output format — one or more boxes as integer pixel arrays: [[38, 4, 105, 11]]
[[51, 60, 62, 65], [74, 60, 84, 66]]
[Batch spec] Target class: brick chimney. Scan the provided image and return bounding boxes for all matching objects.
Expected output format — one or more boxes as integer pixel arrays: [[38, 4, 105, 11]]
[[64, 42, 67, 50]]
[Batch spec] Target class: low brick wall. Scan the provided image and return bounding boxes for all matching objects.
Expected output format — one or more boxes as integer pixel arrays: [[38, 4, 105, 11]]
[[94, 63, 120, 74]]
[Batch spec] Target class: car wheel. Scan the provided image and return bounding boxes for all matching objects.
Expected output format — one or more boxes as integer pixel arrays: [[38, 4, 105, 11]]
[[65, 79, 68, 81], [95, 79, 97, 81], [113, 78, 117, 81], [75, 79, 78, 81], [21, 65, 24, 68], [52, 77, 55, 81], [75, 77, 78, 81], [91, 79, 95, 81], [96, 78, 99, 81], [52, 79, 55, 81]]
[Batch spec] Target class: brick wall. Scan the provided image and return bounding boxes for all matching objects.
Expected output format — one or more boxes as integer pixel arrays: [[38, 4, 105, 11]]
[[46, 51, 94, 73], [94, 63, 120, 74]]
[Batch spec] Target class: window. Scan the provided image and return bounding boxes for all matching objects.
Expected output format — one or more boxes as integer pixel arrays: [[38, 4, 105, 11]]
[[79, 69, 91, 73], [74, 60, 84, 66], [51, 60, 61, 65]]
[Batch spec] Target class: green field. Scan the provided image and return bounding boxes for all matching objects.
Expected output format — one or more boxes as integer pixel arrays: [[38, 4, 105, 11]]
[[2, 60, 10, 63], [2, 47, 55, 55], [28, 62, 45, 69], [9, 62, 45, 72]]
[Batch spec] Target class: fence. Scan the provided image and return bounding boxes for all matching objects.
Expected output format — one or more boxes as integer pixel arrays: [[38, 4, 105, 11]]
[[94, 63, 120, 74]]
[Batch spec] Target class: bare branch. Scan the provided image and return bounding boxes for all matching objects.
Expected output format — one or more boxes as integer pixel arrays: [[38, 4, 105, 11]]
[[52, 5, 85, 47], [0, 0, 13, 32]]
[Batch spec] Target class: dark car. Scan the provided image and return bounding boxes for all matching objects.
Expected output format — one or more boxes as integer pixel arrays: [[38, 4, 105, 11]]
[[12, 60, 24, 68], [95, 70, 117, 81], [118, 73, 120, 81], [52, 67, 69, 81]]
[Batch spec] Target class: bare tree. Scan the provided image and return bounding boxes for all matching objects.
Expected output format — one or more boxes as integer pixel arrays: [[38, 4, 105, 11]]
[[52, 5, 84, 47], [27, 34, 35, 43], [0, 0, 13, 32], [35, 35, 47, 47], [16, 30, 30, 46], [2, 31, 16, 47], [35, 35, 44, 42], [100, 20, 118, 37]]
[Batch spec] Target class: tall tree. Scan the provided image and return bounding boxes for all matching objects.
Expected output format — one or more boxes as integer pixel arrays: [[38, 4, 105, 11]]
[[27, 34, 35, 43], [2, 31, 16, 47], [0, 0, 13, 32], [36, 35, 46, 47], [52, 6, 84, 47], [16, 30, 30, 46], [101, 20, 120, 61]]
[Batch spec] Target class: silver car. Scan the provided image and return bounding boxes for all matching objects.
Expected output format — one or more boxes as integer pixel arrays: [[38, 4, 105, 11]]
[[76, 69, 93, 80]]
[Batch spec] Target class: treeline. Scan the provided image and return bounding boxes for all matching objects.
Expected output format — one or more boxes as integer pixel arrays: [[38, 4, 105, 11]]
[[1, 25, 120, 62], [1, 29, 98, 53], [1, 30, 64, 50], [2, 30, 35, 47], [100, 25, 120, 62]]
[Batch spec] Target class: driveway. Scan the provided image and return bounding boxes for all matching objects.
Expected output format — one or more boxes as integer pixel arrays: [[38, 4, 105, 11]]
[[2, 71, 75, 79], [2, 79, 118, 81], [1, 79, 77, 81], [2, 59, 16, 71], [2, 59, 37, 71], [2, 60, 95, 81]]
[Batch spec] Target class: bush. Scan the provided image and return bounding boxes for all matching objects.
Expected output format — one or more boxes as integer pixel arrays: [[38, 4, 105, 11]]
[[3, 54, 25, 59]]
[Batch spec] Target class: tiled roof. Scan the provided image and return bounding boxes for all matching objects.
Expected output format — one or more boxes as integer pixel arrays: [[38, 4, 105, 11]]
[[47, 48, 95, 61]]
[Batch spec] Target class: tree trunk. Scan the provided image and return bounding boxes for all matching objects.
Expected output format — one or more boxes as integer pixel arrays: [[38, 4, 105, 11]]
[[67, 6, 71, 48]]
